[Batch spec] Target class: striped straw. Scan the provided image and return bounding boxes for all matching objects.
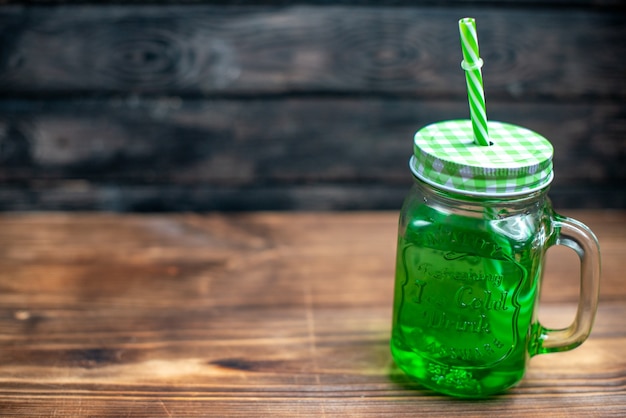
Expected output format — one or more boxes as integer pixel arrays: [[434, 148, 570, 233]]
[[459, 17, 490, 146]]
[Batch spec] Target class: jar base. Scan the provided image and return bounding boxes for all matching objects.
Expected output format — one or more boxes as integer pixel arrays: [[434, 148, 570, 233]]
[[390, 338, 525, 398]]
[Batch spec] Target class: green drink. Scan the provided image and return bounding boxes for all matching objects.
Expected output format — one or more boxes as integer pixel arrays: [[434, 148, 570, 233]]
[[390, 19, 600, 397], [390, 120, 600, 398], [392, 196, 546, 397]]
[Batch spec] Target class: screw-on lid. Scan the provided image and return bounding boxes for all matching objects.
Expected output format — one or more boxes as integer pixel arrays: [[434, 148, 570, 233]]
[[410, 120, 554, 196]]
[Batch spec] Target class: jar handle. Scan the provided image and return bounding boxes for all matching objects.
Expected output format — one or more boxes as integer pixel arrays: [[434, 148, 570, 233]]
[[531, 214, 601, 355]]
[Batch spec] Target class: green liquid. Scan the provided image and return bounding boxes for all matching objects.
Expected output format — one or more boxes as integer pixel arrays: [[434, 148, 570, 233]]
[[391, 204, 544, 397]]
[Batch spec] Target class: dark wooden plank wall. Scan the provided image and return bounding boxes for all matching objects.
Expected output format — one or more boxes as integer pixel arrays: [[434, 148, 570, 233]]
[[0, 2, 624, 211]]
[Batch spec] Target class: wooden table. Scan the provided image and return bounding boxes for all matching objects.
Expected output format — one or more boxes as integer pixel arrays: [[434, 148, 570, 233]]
[[0, 211, 624, 416]]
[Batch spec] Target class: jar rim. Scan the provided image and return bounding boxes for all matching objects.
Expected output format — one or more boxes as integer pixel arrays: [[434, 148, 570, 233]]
[[409, 156, 554, 197]]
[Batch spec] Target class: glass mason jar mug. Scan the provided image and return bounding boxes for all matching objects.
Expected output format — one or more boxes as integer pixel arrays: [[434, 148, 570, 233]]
[[390, 120, 601, 398]]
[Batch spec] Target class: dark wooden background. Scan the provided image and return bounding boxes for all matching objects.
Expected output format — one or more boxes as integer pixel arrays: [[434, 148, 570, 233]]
[[0, 1, 624, 211]]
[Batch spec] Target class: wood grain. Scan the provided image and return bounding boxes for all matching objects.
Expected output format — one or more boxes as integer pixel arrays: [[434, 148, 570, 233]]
[[0, 211, 624, 416], [0, 4, 624, 211], [0, 98, 624, 210], [0, 6, 623, 99]]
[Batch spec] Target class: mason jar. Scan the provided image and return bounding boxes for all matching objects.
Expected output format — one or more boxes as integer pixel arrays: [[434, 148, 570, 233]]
[[390, 120, 601, 398]]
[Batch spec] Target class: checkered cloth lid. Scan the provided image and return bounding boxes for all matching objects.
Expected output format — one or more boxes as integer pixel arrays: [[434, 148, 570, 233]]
[[410, 120, 554, 196]]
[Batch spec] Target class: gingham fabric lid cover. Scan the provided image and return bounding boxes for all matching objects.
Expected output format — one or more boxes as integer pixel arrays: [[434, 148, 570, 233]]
[[410, 120, 554, 196]]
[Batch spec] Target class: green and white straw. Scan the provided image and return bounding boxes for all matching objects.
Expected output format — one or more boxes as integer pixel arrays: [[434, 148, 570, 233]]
[[459, 17, 490, 146]]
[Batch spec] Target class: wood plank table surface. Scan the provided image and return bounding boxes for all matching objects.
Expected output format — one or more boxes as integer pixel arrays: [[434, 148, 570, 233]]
[[0, 211, 624, 417]]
